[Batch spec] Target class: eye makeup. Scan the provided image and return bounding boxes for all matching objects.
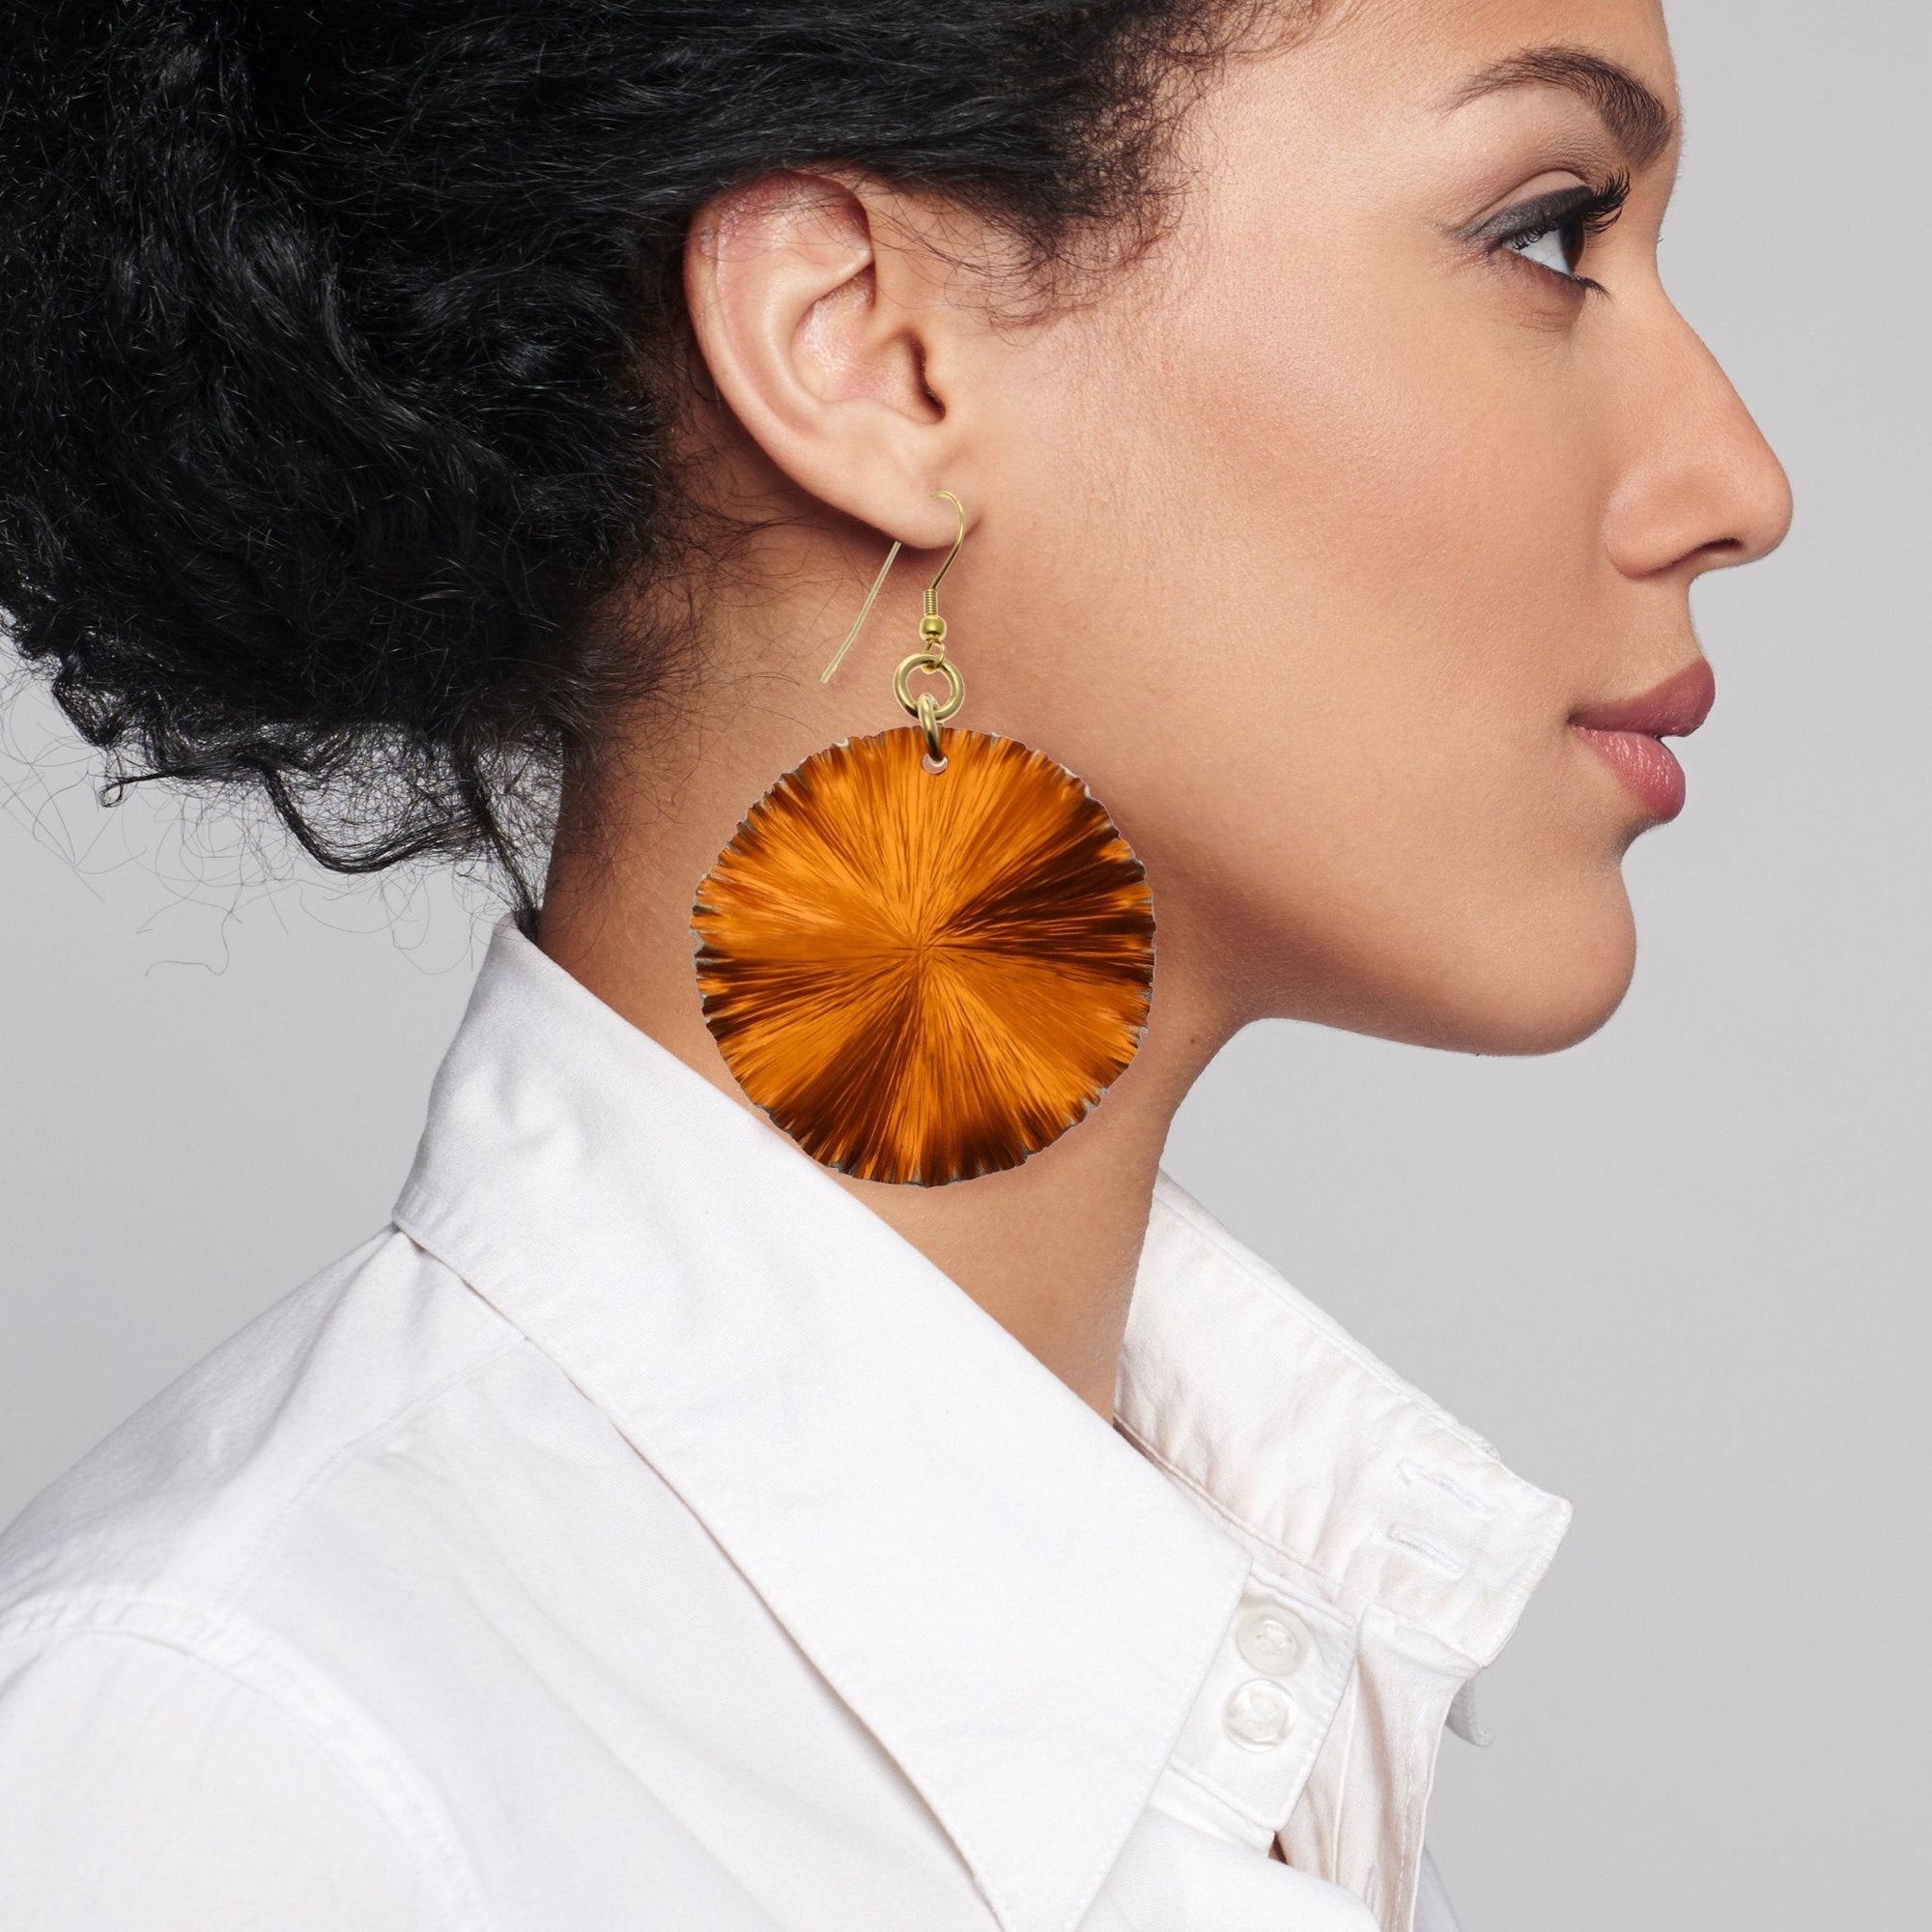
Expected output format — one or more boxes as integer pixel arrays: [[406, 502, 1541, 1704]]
[[1465, 169, 1633, 290]]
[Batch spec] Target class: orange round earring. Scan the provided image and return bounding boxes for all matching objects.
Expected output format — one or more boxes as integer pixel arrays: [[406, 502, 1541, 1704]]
[[691, 494, 1154, 1186]]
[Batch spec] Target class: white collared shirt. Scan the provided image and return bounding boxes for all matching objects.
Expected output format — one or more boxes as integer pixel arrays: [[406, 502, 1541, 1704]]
[[0, 923, 1570, 1932]]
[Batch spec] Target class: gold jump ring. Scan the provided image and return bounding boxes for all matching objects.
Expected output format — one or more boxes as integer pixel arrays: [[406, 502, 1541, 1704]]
[[894, 649, 964, 724], [915, 691, 949, 764]]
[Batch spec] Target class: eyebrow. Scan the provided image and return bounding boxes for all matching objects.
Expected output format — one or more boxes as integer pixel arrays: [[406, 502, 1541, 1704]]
[[1446, 45, 1679, 170]]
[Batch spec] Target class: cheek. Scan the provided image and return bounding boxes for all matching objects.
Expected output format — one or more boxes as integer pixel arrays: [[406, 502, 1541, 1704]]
[[1014, 250, 1641, 1045], [1184, 270, 1608, 725]]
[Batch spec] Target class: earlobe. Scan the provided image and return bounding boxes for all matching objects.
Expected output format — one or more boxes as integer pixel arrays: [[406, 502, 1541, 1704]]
[[682, 170, 962, 542]]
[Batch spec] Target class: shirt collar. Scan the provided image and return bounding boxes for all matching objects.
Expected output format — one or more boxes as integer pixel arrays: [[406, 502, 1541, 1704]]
[[1121, 1185, 1573, 1672], [394, 922, 1567, 1932]]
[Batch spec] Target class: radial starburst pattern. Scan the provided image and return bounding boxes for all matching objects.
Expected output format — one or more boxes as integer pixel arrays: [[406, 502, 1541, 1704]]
[[692, 725, 1155, 1186]]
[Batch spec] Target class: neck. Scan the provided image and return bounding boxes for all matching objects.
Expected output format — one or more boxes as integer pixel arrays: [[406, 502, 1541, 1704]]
[[536, 621, 1233, 1418]]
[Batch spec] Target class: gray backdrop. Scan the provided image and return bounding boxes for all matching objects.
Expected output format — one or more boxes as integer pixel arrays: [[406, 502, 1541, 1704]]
[[2, 4, 1924, 1928]]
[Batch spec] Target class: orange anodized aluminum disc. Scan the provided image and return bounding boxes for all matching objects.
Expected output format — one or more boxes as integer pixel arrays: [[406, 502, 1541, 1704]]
[[692, 724, 1155, 1186]]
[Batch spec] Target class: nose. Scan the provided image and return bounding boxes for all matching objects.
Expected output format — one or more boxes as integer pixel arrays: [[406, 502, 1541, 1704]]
[[1602, 302, 1794, 583]]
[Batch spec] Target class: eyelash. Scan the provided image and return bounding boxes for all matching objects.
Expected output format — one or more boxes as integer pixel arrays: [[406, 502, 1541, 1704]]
[[1485, 170, 1632, 293]]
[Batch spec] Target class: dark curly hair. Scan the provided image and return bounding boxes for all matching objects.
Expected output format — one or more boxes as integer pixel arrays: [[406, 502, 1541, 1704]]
[[0, 0, 1280, 915]]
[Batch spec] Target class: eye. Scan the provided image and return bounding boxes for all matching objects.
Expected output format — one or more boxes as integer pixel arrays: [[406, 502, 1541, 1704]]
[[1481, 172, 1632, 290], [1508, 215, 1588, 277]]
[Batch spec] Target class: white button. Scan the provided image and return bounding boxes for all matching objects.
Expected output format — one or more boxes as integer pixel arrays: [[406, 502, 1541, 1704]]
[[1223, 1677, 1295, 1749], [1236, 1604, 1314, 1679]]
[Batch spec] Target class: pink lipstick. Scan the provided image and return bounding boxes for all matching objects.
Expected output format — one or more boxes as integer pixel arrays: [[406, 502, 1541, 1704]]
[[1571, 658, 1717, 823]]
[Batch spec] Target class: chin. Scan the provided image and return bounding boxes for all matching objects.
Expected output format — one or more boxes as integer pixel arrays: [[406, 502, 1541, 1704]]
[[1435, 895, 1641, 1058], [1321, 876, 1641, 1059]]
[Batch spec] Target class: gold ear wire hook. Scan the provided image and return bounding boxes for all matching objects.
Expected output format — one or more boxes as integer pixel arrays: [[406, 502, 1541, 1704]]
[[819, 492, 965, 683], [927, 490, 965, 599]]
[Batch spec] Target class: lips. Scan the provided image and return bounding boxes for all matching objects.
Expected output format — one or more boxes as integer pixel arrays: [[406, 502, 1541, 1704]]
[[1571, 658, 1717, 823]]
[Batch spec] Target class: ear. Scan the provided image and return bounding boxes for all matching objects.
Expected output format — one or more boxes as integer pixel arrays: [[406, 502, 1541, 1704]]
[[682, 170, 980, 552]]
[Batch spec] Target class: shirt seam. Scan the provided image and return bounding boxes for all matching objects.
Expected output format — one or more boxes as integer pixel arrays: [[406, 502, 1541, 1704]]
[[214, 1286, 528, 1611], [1323, 1660, 1365, 1881], [0, 1592, 498, 1932], [1161, 1751, 1293, 1837]]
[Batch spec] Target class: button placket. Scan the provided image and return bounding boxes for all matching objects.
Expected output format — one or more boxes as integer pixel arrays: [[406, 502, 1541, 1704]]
[[1163, 1572, 1357, 1848]]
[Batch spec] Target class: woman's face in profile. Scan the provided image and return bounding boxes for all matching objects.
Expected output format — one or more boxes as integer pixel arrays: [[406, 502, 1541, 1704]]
[[944, 0, 1792, 1056]]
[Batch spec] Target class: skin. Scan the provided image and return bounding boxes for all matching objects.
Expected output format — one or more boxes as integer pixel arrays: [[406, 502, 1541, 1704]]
[[539, 0, 1792, 1422]]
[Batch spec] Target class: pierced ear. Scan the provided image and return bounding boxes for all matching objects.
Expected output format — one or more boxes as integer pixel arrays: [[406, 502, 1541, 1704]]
[[683, 170, 968, 549]]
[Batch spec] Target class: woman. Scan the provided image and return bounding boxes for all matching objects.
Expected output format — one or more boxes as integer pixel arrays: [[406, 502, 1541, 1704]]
[[0, 1, 1790, 1928]]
